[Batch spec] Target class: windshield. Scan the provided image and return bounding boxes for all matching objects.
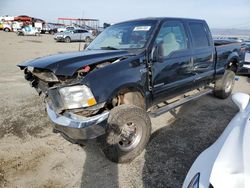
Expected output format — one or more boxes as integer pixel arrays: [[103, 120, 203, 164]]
[[87, 20, 157, 50]]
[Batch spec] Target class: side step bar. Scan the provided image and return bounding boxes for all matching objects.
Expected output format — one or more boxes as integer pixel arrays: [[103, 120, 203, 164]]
[[149, 88, 213, 118]]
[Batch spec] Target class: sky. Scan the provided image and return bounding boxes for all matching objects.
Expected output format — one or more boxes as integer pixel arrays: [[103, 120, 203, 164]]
[[1, 0, 250, 29]]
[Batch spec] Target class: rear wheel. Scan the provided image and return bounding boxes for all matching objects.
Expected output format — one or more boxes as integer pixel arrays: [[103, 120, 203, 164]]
[[85, 36, 91, 43], [214, 70, 235, 99], [64, 37, 71, 43], [4, 28, 10, 32], [49, 30, 55, 35], [100, 104, 151, 163]]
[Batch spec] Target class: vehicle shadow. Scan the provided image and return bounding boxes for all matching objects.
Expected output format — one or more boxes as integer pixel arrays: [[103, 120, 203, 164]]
[[142, 94, 238, 187], [79, 95, 238, 188], [80, 140, 118, 188]]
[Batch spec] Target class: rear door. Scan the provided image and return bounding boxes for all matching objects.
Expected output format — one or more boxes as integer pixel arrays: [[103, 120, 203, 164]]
[[152, 20, 195, 102], [187, 21, 215, 85], [73, 30, 81, 41], [79, 30, 88, 41]]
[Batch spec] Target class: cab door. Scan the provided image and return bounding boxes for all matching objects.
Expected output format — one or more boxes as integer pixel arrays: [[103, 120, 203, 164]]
[[152, 20, 195, 102], [187, 22, 215, 85]]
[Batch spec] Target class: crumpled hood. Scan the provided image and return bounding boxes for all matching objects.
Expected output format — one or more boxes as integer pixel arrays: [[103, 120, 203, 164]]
[[18, 50, 131, 76]]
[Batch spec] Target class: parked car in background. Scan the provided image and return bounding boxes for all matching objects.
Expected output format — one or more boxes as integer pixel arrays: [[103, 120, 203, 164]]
[[16, 25, 41, 36], [41, 23, 58, 35], [183, 92, 250, 188], [238, 40, 250, 75], [57, 26, 77, 33], [73, 24, 97, 35], [54, 29, 93, 43]]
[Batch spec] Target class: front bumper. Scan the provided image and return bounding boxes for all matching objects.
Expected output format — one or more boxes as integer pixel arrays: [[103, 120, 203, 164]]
[[54, 36, 65, 41], [46, 103, 109, 140]]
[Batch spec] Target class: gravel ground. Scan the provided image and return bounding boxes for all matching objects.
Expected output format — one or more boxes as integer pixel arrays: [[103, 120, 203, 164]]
[[0, 31, 250, 188]]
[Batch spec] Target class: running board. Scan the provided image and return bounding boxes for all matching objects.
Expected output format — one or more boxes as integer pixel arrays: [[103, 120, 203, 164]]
[[149, 89, 213, 118]]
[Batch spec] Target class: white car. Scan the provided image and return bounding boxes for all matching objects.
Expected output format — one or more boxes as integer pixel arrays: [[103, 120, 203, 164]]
[[54, 29, 93, 43], [16, 26, 40, 36], [57, 26, 76, 33], [183, 92, 250, 188]]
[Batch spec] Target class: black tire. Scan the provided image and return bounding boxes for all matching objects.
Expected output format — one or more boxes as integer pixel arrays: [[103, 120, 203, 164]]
[[4, 28, 10, 32], [214, 70, 235, 99], [49, 30, 55, 35], [228, 62, 238, 73], [85, 36, 91, 43], [100, 104, 151, 163], [17, 32, 22, 36], [64, 37, 71, 43]]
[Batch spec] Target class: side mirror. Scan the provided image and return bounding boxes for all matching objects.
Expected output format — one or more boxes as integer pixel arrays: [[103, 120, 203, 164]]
[[232, 92, 249, 112], [151, 43, 164, 62]]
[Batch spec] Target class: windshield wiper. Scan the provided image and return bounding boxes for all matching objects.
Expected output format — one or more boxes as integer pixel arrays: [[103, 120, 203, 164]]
[[100, 46, 119, 50]]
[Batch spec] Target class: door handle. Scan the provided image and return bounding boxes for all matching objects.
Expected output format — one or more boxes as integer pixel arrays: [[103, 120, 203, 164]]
[[193, 65, 210, 71]]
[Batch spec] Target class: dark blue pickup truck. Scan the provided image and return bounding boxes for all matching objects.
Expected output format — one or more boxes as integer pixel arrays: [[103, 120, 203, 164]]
[[18, 18, 244, 163]]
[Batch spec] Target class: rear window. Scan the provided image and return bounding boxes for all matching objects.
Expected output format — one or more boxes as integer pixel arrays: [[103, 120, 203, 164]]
[[189, 23, 210, 48]]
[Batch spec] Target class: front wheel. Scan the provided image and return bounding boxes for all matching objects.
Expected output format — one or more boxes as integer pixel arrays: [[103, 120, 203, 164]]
[[64, 37, 71, 43], [100, 104, 151, 163], [214, 70, 235, 99]]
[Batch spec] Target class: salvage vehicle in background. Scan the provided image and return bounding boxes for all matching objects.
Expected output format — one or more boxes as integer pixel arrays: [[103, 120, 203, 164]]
[[18, 17, 244, 163], [54, 29, 93, 43], [41, 23, 60, 35], [16, 26, 41, 36], [183, 92, 250, 188], [238, 41, 250, 75], [57, 26, 77, 33]]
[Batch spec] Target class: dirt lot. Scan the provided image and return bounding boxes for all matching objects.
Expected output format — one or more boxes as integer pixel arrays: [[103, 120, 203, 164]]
[[0, 31, 249, 188]]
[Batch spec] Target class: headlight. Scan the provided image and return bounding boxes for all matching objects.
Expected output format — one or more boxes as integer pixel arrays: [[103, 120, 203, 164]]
[[187, 173, 200, 188], [59, 85, 96, 109]]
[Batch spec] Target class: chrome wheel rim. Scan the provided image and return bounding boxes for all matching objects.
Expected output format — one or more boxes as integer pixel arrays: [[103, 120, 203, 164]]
[[118, 121, 143, 152], [225, 80, 232, 93]]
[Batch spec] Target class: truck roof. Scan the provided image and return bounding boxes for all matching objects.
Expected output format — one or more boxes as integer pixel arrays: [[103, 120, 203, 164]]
[[117, 17, 206, 24]]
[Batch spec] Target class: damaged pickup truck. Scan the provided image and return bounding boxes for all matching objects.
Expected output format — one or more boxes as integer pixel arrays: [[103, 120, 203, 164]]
[[18, 18, 244, 163]]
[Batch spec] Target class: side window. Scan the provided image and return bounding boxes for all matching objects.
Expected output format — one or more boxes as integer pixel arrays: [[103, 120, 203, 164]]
[[189, 23, 210, 48], [154, 21, 187, 57]]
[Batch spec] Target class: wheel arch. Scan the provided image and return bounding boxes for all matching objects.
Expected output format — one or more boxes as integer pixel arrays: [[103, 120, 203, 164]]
[[107, 83, 147, 109], [227, 52, 240, 72]]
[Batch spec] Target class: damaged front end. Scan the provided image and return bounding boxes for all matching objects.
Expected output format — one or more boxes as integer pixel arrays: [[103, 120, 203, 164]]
[[19, 61, 118, 140], [18, 50, 135, 140]]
